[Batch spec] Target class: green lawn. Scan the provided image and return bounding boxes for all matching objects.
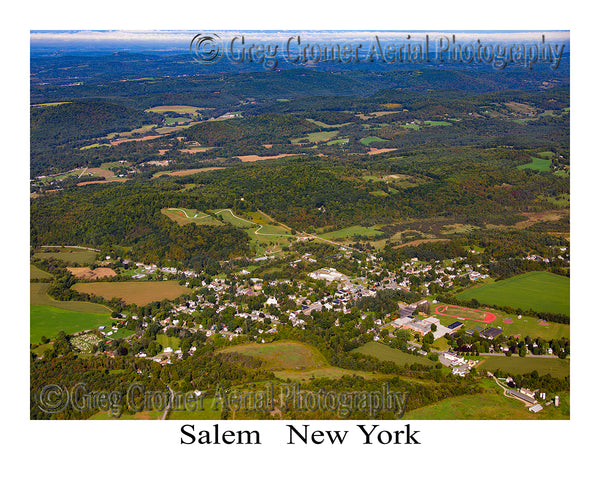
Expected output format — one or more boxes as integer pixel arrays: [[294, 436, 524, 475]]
[[156, 334, 181, 349], [404, 390, 568, 419], [517, 156, 552, 172], [455, 271, 569, 316], [478, 356, 570, 377], [30, 305, 112, 343], [353, 342, 436, 366]]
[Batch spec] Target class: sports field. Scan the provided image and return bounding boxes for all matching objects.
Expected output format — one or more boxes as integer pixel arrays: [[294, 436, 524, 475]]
[[220, 341, 328, 370], [353, 342, 436, 366], [72, 280, 191, 305], [435, 304, 496, 323], [455, 271, 569, 316]]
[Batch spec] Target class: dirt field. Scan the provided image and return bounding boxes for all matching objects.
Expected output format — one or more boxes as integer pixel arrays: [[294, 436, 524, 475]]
[[368, 147, 398, 155], [67, 267, 117, 280], [514, 210, 569, 229], [77, 179, 128, 186]]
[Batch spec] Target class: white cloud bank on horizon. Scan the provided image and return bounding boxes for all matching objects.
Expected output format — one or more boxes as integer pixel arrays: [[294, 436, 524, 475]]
[[30, 30, 570, 45]]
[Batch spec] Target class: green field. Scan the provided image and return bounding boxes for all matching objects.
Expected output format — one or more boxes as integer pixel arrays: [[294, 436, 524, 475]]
[[292, 130, 339, 144], [360, 136, 387, 145], [31, 283, 111, 314], [478, 356, 570, 377], [455, 271, 569, 316], [320, 225, 383, 240], [145, 105, 204, 114], [517, 156, 552, 172], [404, 388, 569, 419], [30, 305, 112, 343], [424, 120, 452, 126], [326, 138, 349, 145], [34, 248, 98, 265], [156, 334, 181, 349], [72, 280, 191, 305], [30, 264, 52, 280], [306, 119, 351, 128], [220, 341, 328, 370], [353, 342, 436, 366]]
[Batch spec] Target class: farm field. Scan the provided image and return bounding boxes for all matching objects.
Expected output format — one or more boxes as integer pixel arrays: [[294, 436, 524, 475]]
[[30, 283, 111, 313], [67, 267, 117, 280], [477, 356, 570, 377], [153, 167, 224, 178], [404, 390, 569, 419], [72, 280, 191, 305], [292, 130, 339, 144], [353, 342, 436, 366], [34, 247, 98, 265], [219, 341, 328, 370], [360, 136, 387, 145], [30, 264, 52, 280], [455, 271, 570, 316], [320, 225, 383, 240], [517, 156, 552, 172], [30, 305, 111, 343], [145, 105, 205, 114], [424, 120, 452, 126], [272, 366, 393, 382]]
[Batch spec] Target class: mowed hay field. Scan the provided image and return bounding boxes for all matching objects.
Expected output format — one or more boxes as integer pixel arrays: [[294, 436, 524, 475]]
[[30, 264, 52, 280], [72, 280, 191, 305], [353, 342, 436, 366], [34, 248, 98, 265], [30, 283, 112, 343], [456, 272, 569, 316], [477, 356, 570, 377], [404, 380, 569, 420], [320, 225, 383, 240], [30, 305, 111, 344], [219, 341, 328, 370]]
